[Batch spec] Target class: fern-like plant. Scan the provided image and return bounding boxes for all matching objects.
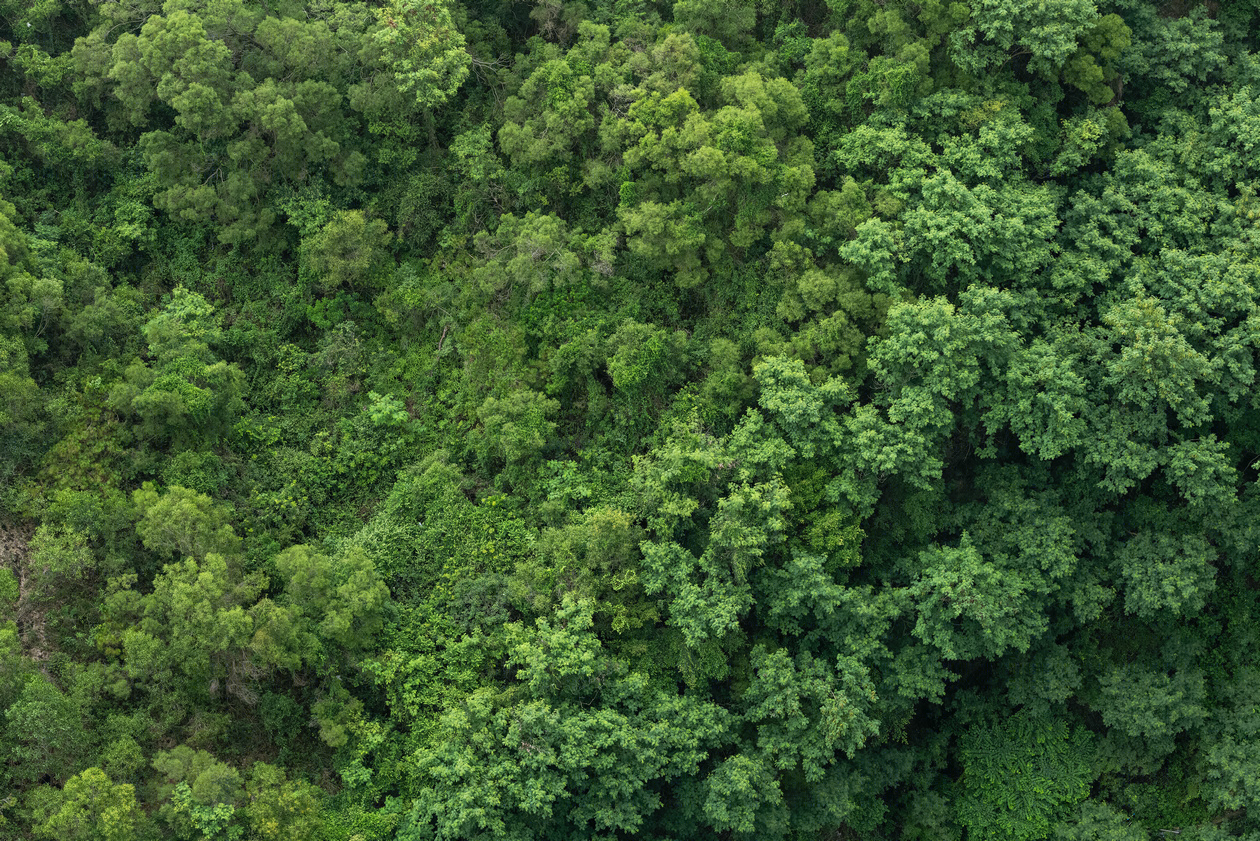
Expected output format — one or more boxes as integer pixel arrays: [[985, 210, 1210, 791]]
[[958, 711, 1095, 841]]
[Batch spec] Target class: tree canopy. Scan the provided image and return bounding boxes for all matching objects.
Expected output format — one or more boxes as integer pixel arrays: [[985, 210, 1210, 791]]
[[2, 0, 1260, 838]]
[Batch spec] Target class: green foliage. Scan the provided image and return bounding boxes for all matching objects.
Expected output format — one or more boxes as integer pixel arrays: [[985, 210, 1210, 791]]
[[302, 210, 394, 294], [4, 674, 89, 784], [3, 0, 1260, 838], [133, 483, 241, 562], [114, 550, 268, 702], [740, 645, 880, 777], [519, 506, 653, 633], [959, 713, 1096, 841], [909, 537, 1048, 661], [403, 599, 732, 840], [702, 753, 780, 834], [373, 0, 471, 109], [25, 523, 96, 599], [150, 753, 323, 841], [673, 0, 756, 47], [240, 762, 324, 841], [271, 544, 390, 660], [475, 388, 560, 483], [0, 568, 16, 609], [606, 320, 687, 393], [107, 288, 245, 446], [1117, 531, 1216, 619], [471, 212, 614, 295], [169, 781, 241, 841], [1053, 801, 1148, 841], [1094, 662, 1207, 742], [31, 767, 144, 841], [69, 0, 442, 243]]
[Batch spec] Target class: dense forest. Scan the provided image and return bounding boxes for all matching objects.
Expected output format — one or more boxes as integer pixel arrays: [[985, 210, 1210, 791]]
[[1, 0, 1259, 837]]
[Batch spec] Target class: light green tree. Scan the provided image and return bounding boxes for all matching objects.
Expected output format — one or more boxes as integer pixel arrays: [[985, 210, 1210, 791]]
[[32, 767, 144, 841]]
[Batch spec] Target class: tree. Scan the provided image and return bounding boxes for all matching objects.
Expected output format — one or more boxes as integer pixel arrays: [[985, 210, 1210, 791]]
[[72, 0, 463, 242], [470, 212, 614, 296], [373, 0, 471, 110], [132, 482, 241, 562], [153, 746, 243, 840], [240, 762, 324, 841], [475, 388, 560, 485], [107, 287, 245, 447], [5, 2, 1260, 839], [117, 551, 268, 702], [301, 209, 393, 294], [1116, 531, 1216, 619], [0, 198, 50, 488], [908, 537, 1049, 662], [31, 767, 144, 841], [403, 599, 731, 840], [958, 713, 1095, 841], [268, 544, 390, 667], [672, 0, 756, 48], [613, 70, 815, 286], [3, 674, 90, 785]]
